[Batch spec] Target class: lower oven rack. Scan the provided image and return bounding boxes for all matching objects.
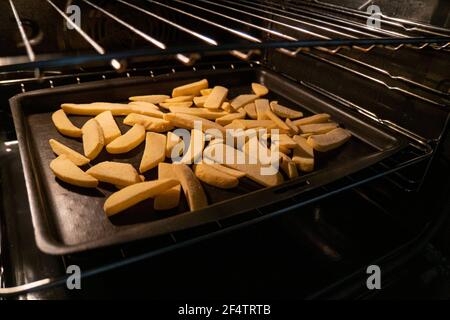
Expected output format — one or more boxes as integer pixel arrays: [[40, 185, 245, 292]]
[[0, 60, 438, 297]]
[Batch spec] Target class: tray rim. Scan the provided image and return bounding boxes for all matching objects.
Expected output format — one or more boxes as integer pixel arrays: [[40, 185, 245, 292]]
[[9, 67, 410, 255]]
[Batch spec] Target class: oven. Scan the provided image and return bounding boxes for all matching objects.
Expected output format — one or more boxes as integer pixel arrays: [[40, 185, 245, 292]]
[[0, 0, 449, 300]]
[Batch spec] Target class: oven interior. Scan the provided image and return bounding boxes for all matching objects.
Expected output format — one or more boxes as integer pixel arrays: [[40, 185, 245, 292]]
[[0, 0, 449, 299]]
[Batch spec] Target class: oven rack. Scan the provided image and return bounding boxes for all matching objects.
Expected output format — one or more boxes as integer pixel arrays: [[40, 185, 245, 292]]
[[0, 60, 437, 297], [3, 0, 450, 72]]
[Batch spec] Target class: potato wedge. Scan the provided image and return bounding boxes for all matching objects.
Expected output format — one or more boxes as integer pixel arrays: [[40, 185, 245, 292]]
[[167, 107, 227, 120], [193, 95, 208, 107], [277, 134, 297, 148], [201, 88, 213, 96], [252, 83, 269, 97], [255, 99, 271, 120], [104, 179, 179, 216], [230, 94, 258, 110], [172, 79, 208, 97], [50, 155, 98, 188], [292, 113, 330, 126], [163, 113, 225, 134], [81, 118, 104, 160], [204, 86, 228, 110], [164, 95, 193, 103], [154, 163, 181, 210], [139, 132, 166, 173], [86, 161, 140, 186], [265, 110, 291, 131], [279, 153, 299, 179], [178, 129, 205, 164], [159, 101, 193, 110], [224, 121, 246, 130], [194, 163, 239, 189], [123, 113, 173, 132], [232, 119, 276, 130], [270, 101, 303, 119], [129, 95, 169, 104], [306, 128, 351, 152], [130, 104, 164, 118], [285, 118, 299, 134], [292, 135, 314, 172], [299, 122, 338, 134], [244, 103, 257, 119], [221, 102, 232, 113], [52, 109, 82, 138], [62, 102, 130, 116], [172, 164, 208, 211], [166, 131, 185, 158], [49, 139, 90, 166], [95, 111, 121, 144], [205, 163, 246, 178], [215, 108, 246, 126], [106, 124, 145, 154], [128, 101, 161, 110]]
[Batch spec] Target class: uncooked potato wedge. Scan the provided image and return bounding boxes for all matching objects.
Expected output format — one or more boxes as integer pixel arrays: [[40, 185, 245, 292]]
[[172, 163, 208, 211], [104, 179, 179, 216], [49, 139, 90, 166], [193, 163, 239, 189], [204, 86, 228, 110], [172, 79, 208, 97], [292, 113, 330, 126], [193, 95, 208, 107], [265, 110, 291, 131], [106, 124, 145, 154], [285, 118, 300, 134], [232, 119, 277, 130], [62, 102, 130, 116], [128, 101, 161, 110], [205, 163, 246, 178], [123, 113, 173, 132], [52, 109, 82, 138], [230, 94, 258, 110], [129, 95, 169, 104], [221, 102, 232, 113], [139, 132, 166, 173], [167, 107, 227, 120], [215, 108, 246, 125], [244, 103, 257, 119], [299, 122, 338, 134], [255, 99, 271, 120], [81, 118, 104, 160], [252, 83, 269, 97], [166, 131, 185, 158], [201, 88, 213, 96], [277, 134, 297, 148], [279, 153, 299, 179], [95, 111, 121, 144], [86, 161, 140, 186], [164, 113, 226, 134], [50, 155, 98, 188], [178, 129, 204, 164], [159, 101, 193, 110], [270, 101, 303, 119], [306, 128, 351, 152], [154, 163, 181, 210], [130, 104, 164, 118], [292, 135, 314, 172], [164, 95, 193, 103], [224, 121, 246, 130]]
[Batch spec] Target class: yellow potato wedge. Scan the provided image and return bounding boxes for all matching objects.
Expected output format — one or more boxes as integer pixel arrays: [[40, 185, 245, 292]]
[[215, 108, 246, 126], [299, 122, 339, 134], [270, 101, 303, 119], [279, 153, 299, 179], [292, 135, 314, 172], [163, 113, 225, 134], [154, 163, 181, 210], [159, 101, 193, 110], [230, 94, 258, 110], [244, 103, 257, 119], [265, 110, 291, 131], [279, 145, 291, 155], [255, 99, 271, 120], [221, 102, 232, 113], [123, 113, 173, 132], [115, 175, 145, 190], [62, 102, 130, 116], [194, 163, 239, 189], [285, 118, 300, 134], [86, 161, 140, 186], [164, 95, 194, 103], [166, 131, 185, 158], [224, 121, 246, 130], [193, 95, 208, 107], [201, 88, 213, 96], [205, 162, 246, 178], [128, 101, 161, 110], [81, 118, 104, 160], [204, 86, 228, 110], [306, 128, 351, 152], [52, 109, 82, 138], [50, 155, 98, 188], [204, 143, 283, 187], [95, 111, 121, 144], [172, 79, 208, 97], [49, 139, 90, 166], [129, 95, 170, 104], [172, 163, 208, 211], [232, 119, 276, 130], [178, 129, 205, 164], [130, 103, 164, 118], [292, 113, 330, 126], [104, 179, 179, 216], [106, 124, 145, 154], [167, 107, 227, 120], [139, 132, 166, 173], [277, 134, 297, 148], [252, 83, 269, 97]]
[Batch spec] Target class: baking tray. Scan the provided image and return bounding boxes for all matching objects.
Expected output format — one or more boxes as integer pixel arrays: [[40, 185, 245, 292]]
[[10, 66, 408, 254]]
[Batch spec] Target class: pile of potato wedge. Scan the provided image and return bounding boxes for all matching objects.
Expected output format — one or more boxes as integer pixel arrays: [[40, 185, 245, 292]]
[[49, 78, 351, 217]]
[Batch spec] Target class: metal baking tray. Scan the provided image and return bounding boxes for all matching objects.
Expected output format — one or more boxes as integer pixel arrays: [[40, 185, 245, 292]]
[[10, 66, 408, 254]]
